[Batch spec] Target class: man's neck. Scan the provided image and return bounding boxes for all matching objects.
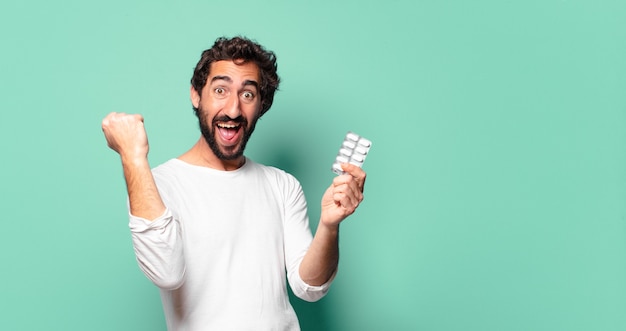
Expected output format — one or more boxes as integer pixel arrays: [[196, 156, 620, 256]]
[[178, 138, 245, 171]]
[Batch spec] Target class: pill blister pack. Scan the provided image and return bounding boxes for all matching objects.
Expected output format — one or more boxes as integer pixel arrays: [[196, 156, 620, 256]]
[[331, 131, 372, 175]]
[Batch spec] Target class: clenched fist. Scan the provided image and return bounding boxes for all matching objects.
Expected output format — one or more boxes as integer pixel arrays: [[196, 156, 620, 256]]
[[101, 112, 150, 162]]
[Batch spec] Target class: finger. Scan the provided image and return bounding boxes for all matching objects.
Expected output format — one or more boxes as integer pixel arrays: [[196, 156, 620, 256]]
[[334, 191, 359, 213], [102, 112, 118, 130], [340, 163, 367, 190], [132, 113, 144, 123], [334, 175, 362, 198], [333, 174, 365, 201], [333, 182, 362, 210], [337, 178, 363, 201]]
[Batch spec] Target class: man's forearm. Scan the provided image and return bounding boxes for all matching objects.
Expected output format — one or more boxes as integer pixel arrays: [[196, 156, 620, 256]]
[[123, 156, 165, 221], [299, 222, 340, 286]]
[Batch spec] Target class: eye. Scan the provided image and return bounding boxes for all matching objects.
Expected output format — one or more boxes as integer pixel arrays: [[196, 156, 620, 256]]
[[241, 91, 256, 102], [213, 87, 229, 98]]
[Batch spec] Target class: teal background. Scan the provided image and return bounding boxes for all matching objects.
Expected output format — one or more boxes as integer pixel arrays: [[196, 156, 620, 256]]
[[1, 1, 625, 330]]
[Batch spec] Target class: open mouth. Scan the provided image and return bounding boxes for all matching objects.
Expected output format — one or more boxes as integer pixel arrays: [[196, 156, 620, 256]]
[[216, 122, 242, 143]]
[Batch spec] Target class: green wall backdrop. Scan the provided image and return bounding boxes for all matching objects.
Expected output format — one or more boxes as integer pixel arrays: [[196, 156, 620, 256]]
[[1, 1, 625, 330]]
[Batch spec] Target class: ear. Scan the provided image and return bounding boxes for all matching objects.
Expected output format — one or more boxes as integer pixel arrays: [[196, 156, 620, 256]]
[[190, 86, 201, 109]]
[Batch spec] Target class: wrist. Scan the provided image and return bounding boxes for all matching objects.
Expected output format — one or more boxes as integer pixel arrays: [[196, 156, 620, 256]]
[[317, 220, 340, 235], [120, 154, 150, 169]]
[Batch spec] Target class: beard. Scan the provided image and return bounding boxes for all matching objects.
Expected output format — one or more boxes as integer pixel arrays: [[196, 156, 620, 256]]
[[195, 106, 258, 161]]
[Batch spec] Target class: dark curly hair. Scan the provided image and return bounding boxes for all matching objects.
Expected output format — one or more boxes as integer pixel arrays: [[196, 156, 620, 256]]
[[191, 36, 280, 116]]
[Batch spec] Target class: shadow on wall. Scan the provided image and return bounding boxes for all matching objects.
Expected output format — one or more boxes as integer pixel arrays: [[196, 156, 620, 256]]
[[289, 289, 331, 331]]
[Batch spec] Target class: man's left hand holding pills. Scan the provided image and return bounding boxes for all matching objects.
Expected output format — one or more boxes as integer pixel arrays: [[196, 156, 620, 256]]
[[320, 163, 367, 227]]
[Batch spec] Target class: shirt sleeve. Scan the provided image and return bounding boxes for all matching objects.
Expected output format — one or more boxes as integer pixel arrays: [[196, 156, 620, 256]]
[[282, 174, 335, 302], [129, 207, 185, 290], [289, 264, 337, 302]]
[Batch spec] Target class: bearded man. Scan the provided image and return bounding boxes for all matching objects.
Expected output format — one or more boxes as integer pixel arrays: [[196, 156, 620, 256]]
[[102, 36, 366, 331]]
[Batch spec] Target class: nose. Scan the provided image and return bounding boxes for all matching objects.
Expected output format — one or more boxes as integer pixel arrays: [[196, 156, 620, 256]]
[[223, 93, 242, 119]]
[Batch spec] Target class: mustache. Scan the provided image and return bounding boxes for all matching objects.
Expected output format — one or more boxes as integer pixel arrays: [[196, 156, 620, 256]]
[[213, 115, 247, 125]]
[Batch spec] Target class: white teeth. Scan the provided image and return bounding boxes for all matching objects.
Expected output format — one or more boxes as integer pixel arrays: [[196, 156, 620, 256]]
[[217, 123, 239, 129]]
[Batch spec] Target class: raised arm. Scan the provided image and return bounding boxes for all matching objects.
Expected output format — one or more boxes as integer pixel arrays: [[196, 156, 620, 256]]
[[299, 163, 366, 286], [101, 112, 165, 220], [102, 112, 183, 289]]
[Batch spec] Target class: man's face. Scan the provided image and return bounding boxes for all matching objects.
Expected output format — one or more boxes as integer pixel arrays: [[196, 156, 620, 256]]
[[191, 60, 262, 161]]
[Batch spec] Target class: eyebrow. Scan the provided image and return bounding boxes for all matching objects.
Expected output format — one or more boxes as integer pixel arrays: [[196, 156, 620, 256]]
[[211, 75, 232, 84], [210, 76, 259, 89], [243, 79, 259, 89]]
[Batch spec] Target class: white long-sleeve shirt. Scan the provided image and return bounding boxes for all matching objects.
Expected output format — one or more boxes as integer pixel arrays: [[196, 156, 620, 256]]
[[128, 158, 333, 331]]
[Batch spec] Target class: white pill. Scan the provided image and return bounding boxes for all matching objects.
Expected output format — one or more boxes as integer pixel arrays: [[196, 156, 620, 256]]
[[358, 138, 372, 147], [346, 132, 359, 142], [342, 140, 356, 149], [339, 148, 352, 156], [332, 163, 344, 173], [351, 154, 364, 162], [355, 146, 368, 155]]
